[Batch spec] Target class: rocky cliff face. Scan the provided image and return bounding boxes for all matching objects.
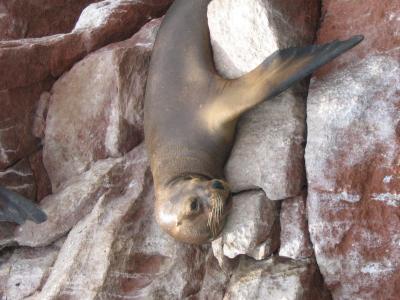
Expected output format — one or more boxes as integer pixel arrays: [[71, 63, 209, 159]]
[[0, 0, 398, 299]]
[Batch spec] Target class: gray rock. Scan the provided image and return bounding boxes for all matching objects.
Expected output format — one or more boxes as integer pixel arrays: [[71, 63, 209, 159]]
[[2, 245, 60, 300], [224, 256, 330, 300], [279, 193, 314, 259], [212, 190, 280, 261], [208, 0, 318, 199]]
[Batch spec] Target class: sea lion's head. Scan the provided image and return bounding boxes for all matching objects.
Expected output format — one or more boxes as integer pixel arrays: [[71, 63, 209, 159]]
[[155, 175, 232, 244]]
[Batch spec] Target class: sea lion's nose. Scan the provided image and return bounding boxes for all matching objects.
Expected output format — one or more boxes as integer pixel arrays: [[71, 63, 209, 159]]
[[211, 180, 224, 190]]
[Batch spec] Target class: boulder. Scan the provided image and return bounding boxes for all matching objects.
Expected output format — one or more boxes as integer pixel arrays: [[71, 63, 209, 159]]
[[43, 18, 160, 190], [224, 256, 330, 300], [208, 0, 319, 199], [306, 1, 400, 298], [0, 0, 100, 40], [0, 0, 172, 170], [212, 190, 280, 261], [1, 245, 60, 300], [279, 193, 314, 259]]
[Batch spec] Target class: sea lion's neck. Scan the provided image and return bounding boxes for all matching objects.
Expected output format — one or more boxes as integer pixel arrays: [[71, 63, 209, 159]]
[[151, 145, 224, 188]]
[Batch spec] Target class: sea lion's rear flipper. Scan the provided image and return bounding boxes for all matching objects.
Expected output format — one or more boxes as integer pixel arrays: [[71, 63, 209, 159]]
[[208, 35, 364, 123], [0, 186, 47, 224]]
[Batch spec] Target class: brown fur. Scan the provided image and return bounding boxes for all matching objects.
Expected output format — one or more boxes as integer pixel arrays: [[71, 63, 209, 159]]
[[144, 0, 362, 244]]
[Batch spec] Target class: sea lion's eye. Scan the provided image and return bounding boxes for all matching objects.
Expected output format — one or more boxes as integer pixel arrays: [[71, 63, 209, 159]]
[[190, 198, 199, 211]]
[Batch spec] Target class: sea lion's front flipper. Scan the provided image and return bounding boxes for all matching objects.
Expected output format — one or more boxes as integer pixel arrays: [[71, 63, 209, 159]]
[[207, 35, 364, 124], [0, 186, 47, 224]]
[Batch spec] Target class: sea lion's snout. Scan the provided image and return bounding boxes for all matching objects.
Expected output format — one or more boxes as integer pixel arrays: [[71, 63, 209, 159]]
[[155, 176, 232, 245]]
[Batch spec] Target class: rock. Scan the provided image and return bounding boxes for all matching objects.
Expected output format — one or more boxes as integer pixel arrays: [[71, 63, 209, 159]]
[[279, 193, 314, 259], [306, 55, 400, 299], [191, 250, 230, 300], [208, 0, 319, 199], [0, 148, 51, 202], [212, 190, 280, 261], [315, 0, 400, 78], [0, 223, 17, 249], [0, 249, 13, 297], [32, 92, 50, 140], [29, 150, 52, 201], [0, 0, 172, 91], [0, 158, 36, 200], [13, 146, 131, 247], [225, 88, 307, 200], [2, 245, 59, 300], [43, 19, 160, 191], [28, 144, 209, 299], [306, 0, 400, 297], [224, 256, 330, 300], [0, 79, 54, 170], [0, 0, 100, 40], [0, 0, 173, 171]]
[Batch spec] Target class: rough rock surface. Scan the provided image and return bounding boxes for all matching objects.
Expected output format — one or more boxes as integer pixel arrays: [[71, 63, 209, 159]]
[[316, 0, 400, 77], [28, 145, 210, 299], [13, 149, 131, 247], [208, 0, 318, 199], [0, 0, 172, 170], [279, 193, 314, 259], [224, 256, 330, 300], [0, 0, 100, 40], [0, 158, 36, 200], [307, 55, 400, 300], [44, 18, 160, 191], [0, 79, 54, 171], [306, 1, 400, 299], [212, 190, 280, 260], [28, 150, 52, 201], [0, 245, 60, 300]]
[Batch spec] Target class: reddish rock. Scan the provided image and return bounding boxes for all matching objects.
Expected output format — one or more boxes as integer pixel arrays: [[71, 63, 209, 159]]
[[307, 55, 400, 300], [32, 92, 50, 140], [0, 158, 36, 200], [279, 193, 314, 259], [0, 0, 172, 91], [44, 19, 160, 190], [0, 0, 172, 171], [14, 149, 130, 247], [0, 0, 101, 40], [28, 144, 209, 299], [0, 79, 54, 170], [306, 1, 400, 299], [316, 0, 400, 77], [29, 150, 52, 201], [191, 250, 230, 300]]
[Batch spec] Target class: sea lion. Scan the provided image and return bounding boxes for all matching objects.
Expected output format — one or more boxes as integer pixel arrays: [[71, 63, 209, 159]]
[[144, 0, 363, 244], [0, 186, 47, 224]]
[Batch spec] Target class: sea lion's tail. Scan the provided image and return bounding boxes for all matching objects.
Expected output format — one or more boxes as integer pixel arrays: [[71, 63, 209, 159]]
[[0, 186, 47, 224], [210, 35, 364, 122]]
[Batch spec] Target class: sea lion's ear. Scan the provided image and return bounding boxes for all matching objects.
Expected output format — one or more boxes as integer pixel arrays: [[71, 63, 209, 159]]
[[206, 35, 364, 124], [0, 186, 47, 224]]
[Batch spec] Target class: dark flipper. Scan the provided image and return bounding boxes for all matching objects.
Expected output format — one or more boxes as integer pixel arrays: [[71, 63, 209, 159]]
[[208, 35, 364, 122], [0, 186, 47, 225]]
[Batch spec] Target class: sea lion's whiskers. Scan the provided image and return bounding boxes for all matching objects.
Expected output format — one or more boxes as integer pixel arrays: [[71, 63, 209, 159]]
[[208, 192, 224, 238]]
